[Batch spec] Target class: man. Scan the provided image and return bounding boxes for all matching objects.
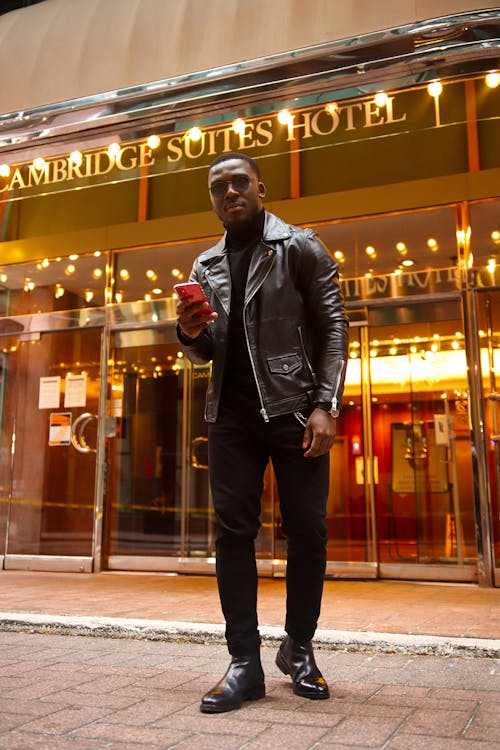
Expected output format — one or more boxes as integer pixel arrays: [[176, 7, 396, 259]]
[[176, 152, 348, 713]]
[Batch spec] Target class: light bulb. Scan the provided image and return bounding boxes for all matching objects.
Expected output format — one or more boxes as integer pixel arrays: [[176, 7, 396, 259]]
[[277, 109, 293, 125], [485, 72, 500, 88], [187, 127, 202, 141], [147, 135, 161, 149], [374, 92, 387, 107], [427, 81, 443, 97]]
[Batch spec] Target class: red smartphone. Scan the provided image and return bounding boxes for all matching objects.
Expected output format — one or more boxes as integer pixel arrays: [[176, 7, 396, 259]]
[[174, 282, 213, 315]]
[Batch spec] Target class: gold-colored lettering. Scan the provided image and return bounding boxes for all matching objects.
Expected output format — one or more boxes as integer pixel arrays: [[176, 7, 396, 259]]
[[255, 119, 273, 147], [139, 143, 155, 167], [27, 163, 50, 187], [184, 133, 205, 159], [287, 112, 312, 142], [363, 101, 385, 127], [50, 159, 68, 183], [9, 167, 27, 189], [341, 103, 363, 131], [167, 137, 183, 162], [67, 160, 85, 180], [238, 122, 257, 150], [206, 130, 218, 155], [385, 96, 406, 124], [311, 109, 339, 136], [116, 146, 138, 171], [92, 151, 114, 175], [213, 127, 232, 153]]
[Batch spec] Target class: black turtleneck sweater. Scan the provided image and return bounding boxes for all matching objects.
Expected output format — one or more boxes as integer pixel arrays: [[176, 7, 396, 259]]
[[221, 210, 265, 406]]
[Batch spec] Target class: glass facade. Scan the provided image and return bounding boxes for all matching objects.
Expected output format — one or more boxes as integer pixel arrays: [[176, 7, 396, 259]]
[[0, 66, 499, 585]]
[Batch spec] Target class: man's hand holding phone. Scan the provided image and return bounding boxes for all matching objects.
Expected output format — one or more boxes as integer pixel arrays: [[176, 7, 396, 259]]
[[175, 282, 218, 339]]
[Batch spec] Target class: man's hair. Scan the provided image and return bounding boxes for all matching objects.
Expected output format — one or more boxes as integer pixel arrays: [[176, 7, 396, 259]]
[[209, 152, 261, 178]]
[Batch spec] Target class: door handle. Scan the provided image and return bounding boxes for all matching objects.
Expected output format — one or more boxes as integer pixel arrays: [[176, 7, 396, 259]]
[[71, 412, 98, 453], [191, 436, 208, 469]]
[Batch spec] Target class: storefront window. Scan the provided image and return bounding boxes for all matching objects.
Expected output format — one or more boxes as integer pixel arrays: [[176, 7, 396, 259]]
[[0, 251, 107, 315]]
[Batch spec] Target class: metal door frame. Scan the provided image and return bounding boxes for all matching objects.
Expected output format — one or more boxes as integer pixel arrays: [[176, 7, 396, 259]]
[[0, 309, 107, 572], [465, 287, 499, 586]]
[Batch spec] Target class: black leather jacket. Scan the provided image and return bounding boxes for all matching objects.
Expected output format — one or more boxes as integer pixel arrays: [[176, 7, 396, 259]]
[[178, 211, 349, 423]]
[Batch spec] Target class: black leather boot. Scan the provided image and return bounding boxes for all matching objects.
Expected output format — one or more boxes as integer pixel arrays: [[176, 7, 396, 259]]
[[276, 635, 330, 699], [200, 653, 265, 713]]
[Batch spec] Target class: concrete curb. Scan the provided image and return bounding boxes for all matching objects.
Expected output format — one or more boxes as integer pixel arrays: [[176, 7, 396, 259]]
[[1, 612, 500, 658]]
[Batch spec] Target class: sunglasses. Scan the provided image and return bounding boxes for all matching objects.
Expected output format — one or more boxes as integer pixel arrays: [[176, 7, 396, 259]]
[[209, 174, 255, 198]]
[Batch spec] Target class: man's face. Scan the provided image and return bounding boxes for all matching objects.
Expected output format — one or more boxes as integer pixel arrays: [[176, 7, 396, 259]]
[[208, 158, 265, 229]]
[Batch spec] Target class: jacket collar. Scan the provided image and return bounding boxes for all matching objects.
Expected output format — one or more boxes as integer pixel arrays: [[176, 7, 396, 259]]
[[199, 211, 291, 266]]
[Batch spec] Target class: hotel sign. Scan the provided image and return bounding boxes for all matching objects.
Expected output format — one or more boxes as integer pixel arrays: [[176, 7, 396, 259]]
[[0, 86, 453, 198], [342, 267, 460, 301]]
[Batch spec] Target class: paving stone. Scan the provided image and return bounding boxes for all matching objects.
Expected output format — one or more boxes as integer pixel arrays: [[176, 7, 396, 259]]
[[1, 626, 500, 750]]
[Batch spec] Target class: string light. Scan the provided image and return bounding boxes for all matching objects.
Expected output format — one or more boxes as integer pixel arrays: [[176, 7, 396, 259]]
[[0, 164, 10, 177], [107, 142, 121, 157], [485, 71, 500, 88], [186, 127, 202, 141], [277, 109, 293, 125], [147, 135, 161, 149], [374, 92, 388, 107], [232, 118, 246, 135], [69, 150, 83, 166], [427, 81, 443, 97]]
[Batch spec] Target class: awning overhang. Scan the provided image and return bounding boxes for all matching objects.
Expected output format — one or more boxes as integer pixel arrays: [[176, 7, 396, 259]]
[[0, 0, 498, 160]]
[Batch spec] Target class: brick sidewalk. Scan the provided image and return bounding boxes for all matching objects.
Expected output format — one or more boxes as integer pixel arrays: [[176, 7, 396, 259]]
[[1, 630, 500, 749]]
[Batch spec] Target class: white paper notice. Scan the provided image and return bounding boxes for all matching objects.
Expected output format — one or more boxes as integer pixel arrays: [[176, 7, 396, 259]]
[[39, 376, 61, 409], [64, 373, 87, 408]]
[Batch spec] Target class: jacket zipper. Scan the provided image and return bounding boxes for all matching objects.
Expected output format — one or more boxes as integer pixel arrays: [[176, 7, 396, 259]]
[[330, 359, 346, 410], [243, 250, 275, 422]]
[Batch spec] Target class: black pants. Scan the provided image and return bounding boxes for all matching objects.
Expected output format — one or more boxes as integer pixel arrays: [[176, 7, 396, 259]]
[[208, 397, 329, 656]]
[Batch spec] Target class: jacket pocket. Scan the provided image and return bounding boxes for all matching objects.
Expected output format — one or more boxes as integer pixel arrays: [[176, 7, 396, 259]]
[[267, 353, 302, 376]]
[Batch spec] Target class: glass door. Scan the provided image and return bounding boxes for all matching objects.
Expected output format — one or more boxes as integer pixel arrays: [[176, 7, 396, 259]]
[[105, 327, 185, 568], [2, 327, 102, 571], [271, 317, 377, 578], [0, 338, 17, 563], [475, 290, 500, 585], [369, 300, 477, 580]]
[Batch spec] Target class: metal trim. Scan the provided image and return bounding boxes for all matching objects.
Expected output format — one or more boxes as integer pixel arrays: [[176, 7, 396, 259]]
[[1, 10, 499, 157], [462, 288, 495, 586], [4, 555, 93, 573], [325, 561, 378, 579], [0, 298, 178, 337], [379, 562, 477, 582]]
